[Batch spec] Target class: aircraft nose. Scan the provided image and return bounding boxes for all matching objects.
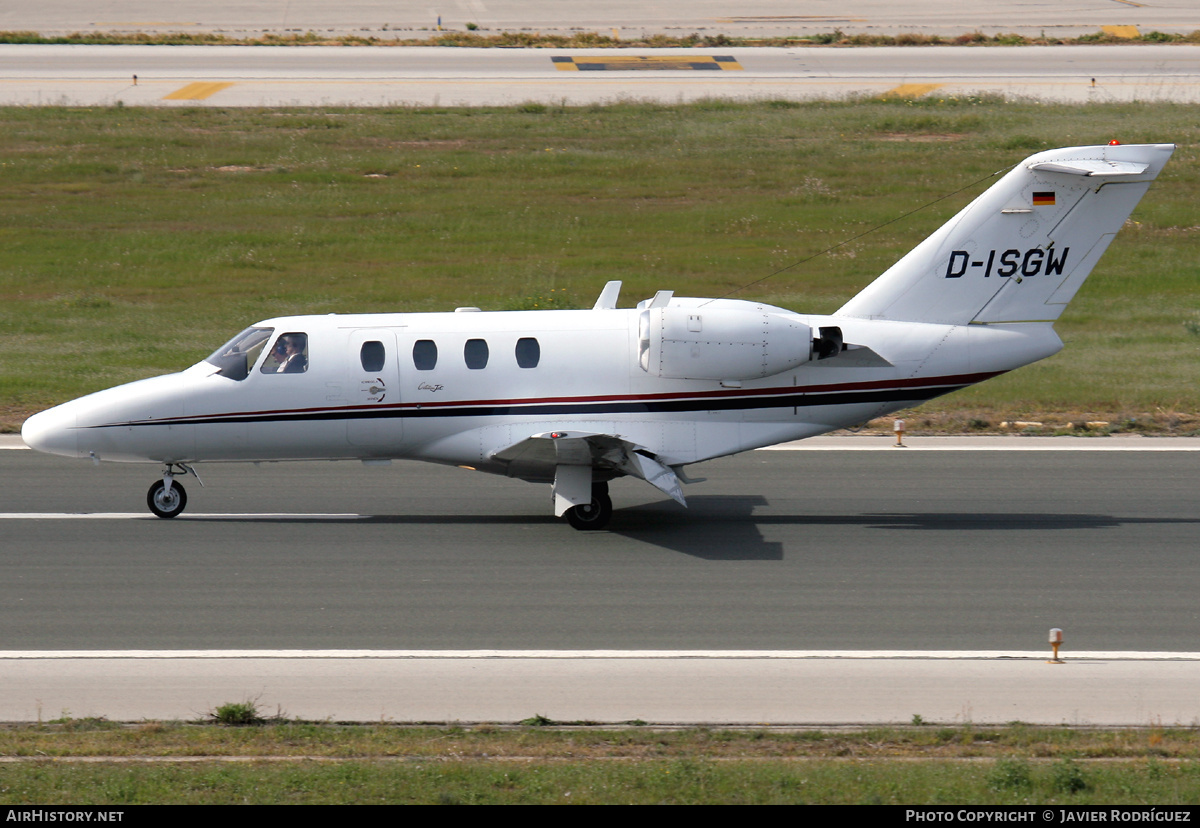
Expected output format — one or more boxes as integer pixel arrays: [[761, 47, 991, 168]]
[[21, 405, 80, 458]]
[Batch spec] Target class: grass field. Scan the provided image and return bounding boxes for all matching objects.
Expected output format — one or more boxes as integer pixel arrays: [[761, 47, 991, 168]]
[[3, 721, 1200, 804], [1, 100, 1197, 432]]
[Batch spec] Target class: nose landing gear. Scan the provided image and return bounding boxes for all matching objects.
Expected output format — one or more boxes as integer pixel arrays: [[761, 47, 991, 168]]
[[146, 464, 202, 518]]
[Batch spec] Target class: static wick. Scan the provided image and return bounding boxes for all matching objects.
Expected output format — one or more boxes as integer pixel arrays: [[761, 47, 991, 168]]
[[1048, 628, 1065, 664], [893, 418, 906, 448]]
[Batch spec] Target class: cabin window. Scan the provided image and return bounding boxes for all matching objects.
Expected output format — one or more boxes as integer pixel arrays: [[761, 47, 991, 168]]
[[464, 338, 489, 370], [204, 326, 274, 381], [515, 337, 540, 369], [360, 341, 385, 373], [413, 339, 438, 371], [261, 332, 309, 374]]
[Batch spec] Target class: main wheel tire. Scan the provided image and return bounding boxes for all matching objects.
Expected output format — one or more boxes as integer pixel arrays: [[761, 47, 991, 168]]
[[565, 492, 612, 531], [147, 479, 187, 519]]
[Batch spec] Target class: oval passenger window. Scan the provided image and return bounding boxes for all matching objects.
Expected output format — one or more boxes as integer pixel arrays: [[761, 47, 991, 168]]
[[360, 341, 385, 372]]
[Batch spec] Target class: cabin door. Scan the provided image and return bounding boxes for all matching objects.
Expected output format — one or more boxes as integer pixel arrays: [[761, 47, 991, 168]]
[[346, 329, 403, 450]]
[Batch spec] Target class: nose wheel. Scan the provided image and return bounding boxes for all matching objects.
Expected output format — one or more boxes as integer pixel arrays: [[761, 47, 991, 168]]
[[147, 479, 187, 518], [146, 463, 200, 518]]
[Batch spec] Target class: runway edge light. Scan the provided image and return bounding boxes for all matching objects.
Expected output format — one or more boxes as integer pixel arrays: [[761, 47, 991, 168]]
[[1048, 628, 1065, 664]]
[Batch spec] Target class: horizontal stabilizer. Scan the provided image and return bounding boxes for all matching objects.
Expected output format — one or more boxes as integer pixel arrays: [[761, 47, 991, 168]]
[[1028, 159, 1148, 177]]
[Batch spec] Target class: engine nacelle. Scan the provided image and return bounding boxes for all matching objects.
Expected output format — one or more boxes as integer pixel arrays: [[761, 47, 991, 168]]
[[638, 306, 814, 380]]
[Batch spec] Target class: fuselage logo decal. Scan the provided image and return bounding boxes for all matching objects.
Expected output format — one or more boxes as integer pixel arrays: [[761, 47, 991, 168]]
[[945, 247, 1069, 279], [361, 378, 386, 403]]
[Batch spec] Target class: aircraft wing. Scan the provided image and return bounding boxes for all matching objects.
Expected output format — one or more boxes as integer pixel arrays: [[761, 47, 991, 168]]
[[490, 431, 686, 510]]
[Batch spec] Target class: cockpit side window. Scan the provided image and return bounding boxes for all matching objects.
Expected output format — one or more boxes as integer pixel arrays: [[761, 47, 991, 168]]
[[261, 332, 309, 374], [205, 327, 274, 381]]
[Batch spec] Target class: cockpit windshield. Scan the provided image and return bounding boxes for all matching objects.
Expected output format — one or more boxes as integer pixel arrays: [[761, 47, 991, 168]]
[[204, 326, 274, 381]]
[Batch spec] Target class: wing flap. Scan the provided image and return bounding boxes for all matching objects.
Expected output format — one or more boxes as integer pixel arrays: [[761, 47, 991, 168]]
[[628, 450, 686, 506], [490, 430, 687, 507]]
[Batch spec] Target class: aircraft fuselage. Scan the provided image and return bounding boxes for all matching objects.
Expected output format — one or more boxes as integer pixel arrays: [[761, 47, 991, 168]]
[[24, 299, 1061, 479]]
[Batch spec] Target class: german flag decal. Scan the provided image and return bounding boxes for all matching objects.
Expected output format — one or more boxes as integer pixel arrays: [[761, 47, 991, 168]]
[[1032, 191, 1056, 206]]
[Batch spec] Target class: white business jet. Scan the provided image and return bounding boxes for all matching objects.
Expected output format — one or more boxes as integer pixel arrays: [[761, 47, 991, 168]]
[[22, 143, 1174, 529]]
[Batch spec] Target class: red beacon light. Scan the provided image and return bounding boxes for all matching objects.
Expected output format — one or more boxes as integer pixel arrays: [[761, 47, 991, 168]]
[[1109, 139, 1122, 145]]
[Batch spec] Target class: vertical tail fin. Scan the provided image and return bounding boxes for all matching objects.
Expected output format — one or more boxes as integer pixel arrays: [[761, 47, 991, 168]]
[[836, 143, 1174, 325]]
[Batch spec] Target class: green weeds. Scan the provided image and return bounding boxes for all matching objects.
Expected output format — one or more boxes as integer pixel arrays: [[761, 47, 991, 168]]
[[0, 724, 1197, 803], [210, 701, 266, 726]]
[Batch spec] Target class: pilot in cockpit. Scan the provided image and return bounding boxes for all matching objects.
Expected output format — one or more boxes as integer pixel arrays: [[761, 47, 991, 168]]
[[265, 340, 288, 371], [276, 334, 308, 373]]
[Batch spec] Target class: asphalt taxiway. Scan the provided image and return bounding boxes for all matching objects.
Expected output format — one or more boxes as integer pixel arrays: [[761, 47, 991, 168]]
[[3, 2, 1197, 107], [3, 43, 1197, 106]]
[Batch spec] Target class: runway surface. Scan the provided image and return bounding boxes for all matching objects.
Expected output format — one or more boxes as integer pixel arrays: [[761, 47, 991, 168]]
[[4, 43, 1197, 106], [4, 440, 1199, 652], [4, 437, 1199, 722]]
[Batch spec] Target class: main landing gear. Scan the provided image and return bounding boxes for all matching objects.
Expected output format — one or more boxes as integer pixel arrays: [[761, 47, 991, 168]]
[[565, 482, 613, 531], [146, 463, 201, 519]]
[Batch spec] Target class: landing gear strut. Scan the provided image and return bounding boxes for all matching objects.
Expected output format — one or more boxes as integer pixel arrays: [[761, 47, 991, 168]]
[[565, 482, 613, 531], [146, 464, 200, 519]]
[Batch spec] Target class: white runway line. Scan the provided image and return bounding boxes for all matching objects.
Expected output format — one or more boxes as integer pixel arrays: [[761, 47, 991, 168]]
[[0, 513, 366, 519], [0, 649, 1196, 660]]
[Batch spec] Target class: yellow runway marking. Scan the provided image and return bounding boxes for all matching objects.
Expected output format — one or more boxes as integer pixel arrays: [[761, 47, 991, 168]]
[[552, 55, 742, 71], [881, 83, 943, 99], [1101, 25, 1141, 38], [163, 82, 233, 100]]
